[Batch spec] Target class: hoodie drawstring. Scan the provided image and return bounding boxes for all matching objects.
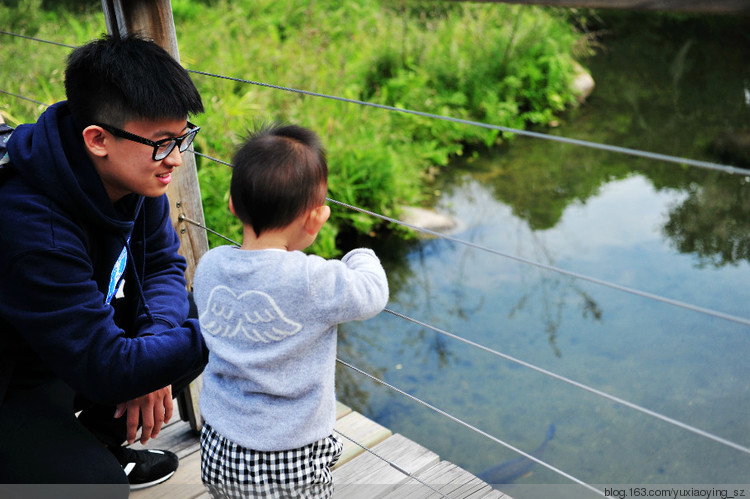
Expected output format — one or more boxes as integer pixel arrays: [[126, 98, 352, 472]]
[[123, 220, 155, 325]]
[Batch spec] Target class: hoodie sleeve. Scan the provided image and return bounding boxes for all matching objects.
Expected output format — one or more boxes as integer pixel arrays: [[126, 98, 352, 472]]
[[0, 193, 207, 405]]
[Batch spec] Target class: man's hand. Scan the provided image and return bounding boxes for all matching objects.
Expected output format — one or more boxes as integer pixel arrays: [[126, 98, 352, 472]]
[[114, 385, 173, 445]]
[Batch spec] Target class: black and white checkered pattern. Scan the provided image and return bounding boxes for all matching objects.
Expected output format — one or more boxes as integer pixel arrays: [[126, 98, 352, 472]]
[[200, 423, 343, 499]]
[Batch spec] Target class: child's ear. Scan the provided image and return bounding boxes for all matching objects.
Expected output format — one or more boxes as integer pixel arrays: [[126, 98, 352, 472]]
[[304, 205, 331, 235], [82, 125, 108, 158], [228, 196, 237, 217]]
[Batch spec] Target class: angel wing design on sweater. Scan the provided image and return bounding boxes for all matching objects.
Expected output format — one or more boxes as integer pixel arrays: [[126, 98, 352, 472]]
[[201, 285, 302, 343]]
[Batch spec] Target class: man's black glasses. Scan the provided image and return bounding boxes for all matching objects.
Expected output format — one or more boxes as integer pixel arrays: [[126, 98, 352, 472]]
[[95, 121, 200, 161]]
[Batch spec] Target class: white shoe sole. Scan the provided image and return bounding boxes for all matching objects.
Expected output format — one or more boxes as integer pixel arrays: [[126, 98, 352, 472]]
[[129, 470, 176, 490]]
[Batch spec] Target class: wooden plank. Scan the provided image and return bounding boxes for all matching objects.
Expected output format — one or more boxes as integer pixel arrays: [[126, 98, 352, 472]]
[[384, 461, 506, 499], [426, 462, 506, 498], [334, 434, 440, 483], [127, 404, 514, 499], [333, 410, 392, 467], [337, 400, 353, 419], [333, 433, 440, 498], [443, 0, 750, 14]]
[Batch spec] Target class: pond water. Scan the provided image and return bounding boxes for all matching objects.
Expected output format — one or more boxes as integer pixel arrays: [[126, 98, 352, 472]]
[[335, 12, 750, 497]]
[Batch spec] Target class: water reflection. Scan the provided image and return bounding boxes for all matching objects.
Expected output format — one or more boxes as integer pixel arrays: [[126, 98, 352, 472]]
[[335, 11, 750, 492], [661, 172, 750, 267]]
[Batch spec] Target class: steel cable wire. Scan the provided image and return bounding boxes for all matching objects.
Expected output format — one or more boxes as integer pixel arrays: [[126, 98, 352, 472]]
[[333, 429, 452, 499], [336, 359, 610, 497], [185, 150, 750, 329], [0, 89, 49, 107], [383, 308, 750, 456], [0, 29, 746, 176], [178, 210, 750, 457], [0, 30, 76, 49], [184, 68, 749, 176]]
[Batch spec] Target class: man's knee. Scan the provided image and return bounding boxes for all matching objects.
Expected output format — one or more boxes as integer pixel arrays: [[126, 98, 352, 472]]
[[0, 395, 129, 489]]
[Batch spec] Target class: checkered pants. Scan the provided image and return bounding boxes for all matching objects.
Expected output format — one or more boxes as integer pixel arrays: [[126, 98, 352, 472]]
[[200, 423, 343, 499]]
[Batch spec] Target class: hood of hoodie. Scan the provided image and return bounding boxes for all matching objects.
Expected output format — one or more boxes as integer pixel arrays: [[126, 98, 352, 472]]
[[7, 101, 142, 232], [5, 101, 151, 317]]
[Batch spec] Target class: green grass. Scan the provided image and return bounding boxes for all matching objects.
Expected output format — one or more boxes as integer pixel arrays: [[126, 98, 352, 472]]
[[0, 0, 590, 256]]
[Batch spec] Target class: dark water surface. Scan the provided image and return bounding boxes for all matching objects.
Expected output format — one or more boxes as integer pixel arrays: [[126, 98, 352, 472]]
[[336, 12, 750, 496]]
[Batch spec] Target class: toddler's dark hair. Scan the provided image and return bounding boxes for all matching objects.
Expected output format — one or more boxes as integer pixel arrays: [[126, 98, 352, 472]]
[[231, 123, 328, 237]]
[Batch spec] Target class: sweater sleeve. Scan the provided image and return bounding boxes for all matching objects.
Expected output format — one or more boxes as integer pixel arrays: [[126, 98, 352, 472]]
[[308, 248, 389, 323]]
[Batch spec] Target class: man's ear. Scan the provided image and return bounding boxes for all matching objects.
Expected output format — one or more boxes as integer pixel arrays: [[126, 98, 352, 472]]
[[82, 125, 108, 159], [304, 205, 331, 235]]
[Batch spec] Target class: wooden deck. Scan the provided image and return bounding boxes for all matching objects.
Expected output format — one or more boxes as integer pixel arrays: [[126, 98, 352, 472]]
[[128, 402, 510, 499]]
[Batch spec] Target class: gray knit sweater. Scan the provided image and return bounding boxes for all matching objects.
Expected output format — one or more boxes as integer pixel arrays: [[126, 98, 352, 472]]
[[193, 246, 389, 451]]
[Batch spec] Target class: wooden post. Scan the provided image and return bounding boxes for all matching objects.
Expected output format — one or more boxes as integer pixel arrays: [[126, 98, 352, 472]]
[[102, 0, 206, 432]]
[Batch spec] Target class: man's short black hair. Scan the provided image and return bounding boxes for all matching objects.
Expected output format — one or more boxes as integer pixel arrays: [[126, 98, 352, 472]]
[[64, 33, 204, 130], [231, 123, 328, 237]]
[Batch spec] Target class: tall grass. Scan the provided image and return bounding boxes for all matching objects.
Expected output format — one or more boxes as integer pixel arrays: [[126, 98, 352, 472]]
[[0, 0, 589, 255]]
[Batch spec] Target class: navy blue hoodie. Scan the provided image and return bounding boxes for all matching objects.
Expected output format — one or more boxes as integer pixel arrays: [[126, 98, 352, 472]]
[[0, 102, 207, 405]]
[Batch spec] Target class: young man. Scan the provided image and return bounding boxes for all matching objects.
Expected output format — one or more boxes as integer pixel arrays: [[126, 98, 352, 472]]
[[0, 34, 208, 494]]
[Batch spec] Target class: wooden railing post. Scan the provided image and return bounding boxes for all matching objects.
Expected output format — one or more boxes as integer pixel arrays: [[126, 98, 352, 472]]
[[102, 0, 206, 432]]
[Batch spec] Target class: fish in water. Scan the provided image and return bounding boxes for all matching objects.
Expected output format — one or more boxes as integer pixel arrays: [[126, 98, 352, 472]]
[[477, 423, 556, 486]]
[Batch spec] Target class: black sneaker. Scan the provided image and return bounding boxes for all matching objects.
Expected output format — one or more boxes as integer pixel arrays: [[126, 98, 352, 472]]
[[111, 446, 179, 490]]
